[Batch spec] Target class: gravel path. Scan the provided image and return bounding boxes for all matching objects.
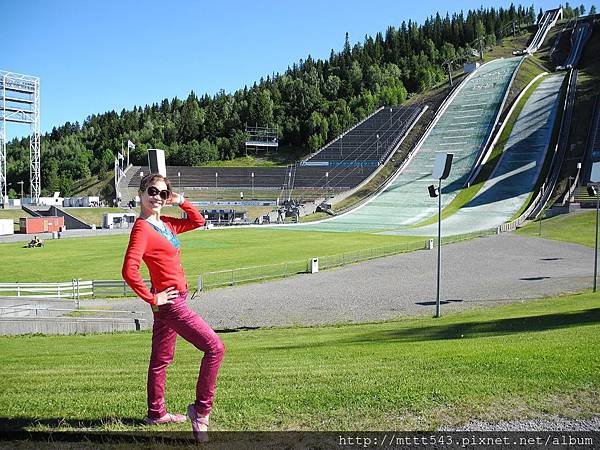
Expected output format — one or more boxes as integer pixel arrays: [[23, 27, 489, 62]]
[[87, 234, 593, 330], [446, 415, 600, 431]]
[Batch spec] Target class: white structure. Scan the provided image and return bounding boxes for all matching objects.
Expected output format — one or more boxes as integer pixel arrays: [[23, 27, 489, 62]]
[[0, 70, 41, 205], [38, 196, 64, 206], [63, 196, 100, 207], [0, 219, 13, 235], [103, 212, 136, 229]]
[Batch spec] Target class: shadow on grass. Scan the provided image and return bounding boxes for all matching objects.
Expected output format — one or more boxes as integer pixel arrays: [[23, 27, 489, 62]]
[[0, 417, 195, 445], [368, 308, 600, 342], [268, 308, 600, 350], [0, 418, 346, 448]]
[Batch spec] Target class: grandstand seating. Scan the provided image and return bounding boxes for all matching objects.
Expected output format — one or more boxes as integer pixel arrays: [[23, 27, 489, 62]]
[[124, 104, 423, 202], [303, 105, 422, 166]]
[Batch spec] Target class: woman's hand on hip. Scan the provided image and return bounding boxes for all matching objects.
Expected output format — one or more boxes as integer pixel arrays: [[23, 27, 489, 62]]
[[155, 287, 179, 305]]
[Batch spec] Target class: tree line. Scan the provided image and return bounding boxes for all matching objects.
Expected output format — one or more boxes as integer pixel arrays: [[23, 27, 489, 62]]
[[6, 3, 567, 197]]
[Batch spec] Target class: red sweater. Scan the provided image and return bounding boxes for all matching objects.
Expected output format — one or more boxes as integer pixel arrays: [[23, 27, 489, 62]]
[[122, 200, 205, 304]]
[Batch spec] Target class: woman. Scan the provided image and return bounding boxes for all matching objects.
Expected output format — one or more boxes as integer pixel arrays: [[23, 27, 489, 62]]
[[122, 173, 224, 442]]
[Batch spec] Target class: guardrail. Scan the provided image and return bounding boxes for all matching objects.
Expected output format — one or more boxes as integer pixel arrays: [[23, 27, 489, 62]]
[[497, 190, 543, 233], [199, 241, 425, 290], [0, 224, 528, 298], [0, 279, 149, 299]]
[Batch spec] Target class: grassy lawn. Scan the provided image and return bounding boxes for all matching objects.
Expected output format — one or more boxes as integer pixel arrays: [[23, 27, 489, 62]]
[[1, 292, 599, 432], [517, 210, 596, 248], [0, 228, 423, 283], [199, 147, 308, 168]]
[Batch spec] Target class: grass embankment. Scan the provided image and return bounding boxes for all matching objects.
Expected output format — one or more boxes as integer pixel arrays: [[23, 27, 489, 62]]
[[517, 210, 596, 248], [199, 147, 307, 168], [70, 174, 113, 197], [0, 229, 423, 283], [1, 292, 599, 432], [412, 59, 546, 228], [482, 30, 533, 62]]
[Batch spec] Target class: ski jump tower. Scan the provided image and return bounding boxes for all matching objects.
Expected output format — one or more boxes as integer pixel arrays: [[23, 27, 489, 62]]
[[0, 70, 41, 205]]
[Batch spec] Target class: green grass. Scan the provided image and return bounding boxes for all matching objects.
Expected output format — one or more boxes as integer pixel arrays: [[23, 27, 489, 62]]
[[1, 292, 599, 432], [0, 228, 423, 283], [517, 210, 597, 248], [199, 147, 307, 168]]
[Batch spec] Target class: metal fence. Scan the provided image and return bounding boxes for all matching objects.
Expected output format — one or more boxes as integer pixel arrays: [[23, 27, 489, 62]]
[[0, 228, 508, 297], [0, 279, 148, 300], [199, 240, 432, 290]]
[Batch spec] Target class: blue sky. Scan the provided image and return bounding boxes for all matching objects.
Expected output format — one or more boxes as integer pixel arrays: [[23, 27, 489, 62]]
[[2, 0, 593, 138]]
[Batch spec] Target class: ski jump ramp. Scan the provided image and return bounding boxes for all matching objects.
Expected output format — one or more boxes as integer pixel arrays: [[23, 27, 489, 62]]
[[390, 73, 566, 237], [298, 57, 523, 234]]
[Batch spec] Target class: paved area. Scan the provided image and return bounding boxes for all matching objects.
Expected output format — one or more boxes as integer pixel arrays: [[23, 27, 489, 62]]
[[82, 234, 593, 330]]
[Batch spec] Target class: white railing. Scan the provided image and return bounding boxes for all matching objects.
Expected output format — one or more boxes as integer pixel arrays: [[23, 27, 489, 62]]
[[496, 190, 543, 233], [0, 279, 149, 299]]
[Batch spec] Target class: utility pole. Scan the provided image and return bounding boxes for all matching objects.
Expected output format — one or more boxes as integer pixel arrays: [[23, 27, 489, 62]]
[[442, 60, 454, 87]]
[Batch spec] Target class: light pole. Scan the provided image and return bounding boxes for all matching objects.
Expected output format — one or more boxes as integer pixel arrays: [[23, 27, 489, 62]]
[[177, 171, 181, 192], [594, 186, 600, 292], [589, 162, 600, 292], [325, 171, 329, 194], [215, 172, 218, 202], [428, 153, 453, 318], [588, 184, 599, 292], [17, 181, 24, 199], [251, 172, 254, 200], [376, 134, 380, 162]]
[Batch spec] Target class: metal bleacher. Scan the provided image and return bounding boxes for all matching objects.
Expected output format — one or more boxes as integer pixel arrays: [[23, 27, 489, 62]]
[[303, 105, 423, 168], [126, 104, 423, 202]]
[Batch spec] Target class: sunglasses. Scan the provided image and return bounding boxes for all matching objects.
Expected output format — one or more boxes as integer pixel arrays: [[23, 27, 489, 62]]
[[147, 186, 170, 200]]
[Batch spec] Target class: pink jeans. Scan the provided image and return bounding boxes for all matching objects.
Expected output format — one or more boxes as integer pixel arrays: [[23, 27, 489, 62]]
[[148, 291, 225, 418]]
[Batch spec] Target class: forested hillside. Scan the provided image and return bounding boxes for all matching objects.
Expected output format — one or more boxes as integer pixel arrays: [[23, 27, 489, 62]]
[[6, 4, 540, 197]]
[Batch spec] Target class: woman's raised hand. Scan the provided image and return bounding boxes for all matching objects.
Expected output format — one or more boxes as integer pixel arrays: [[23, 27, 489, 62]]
[[168, 192, 184, 206]]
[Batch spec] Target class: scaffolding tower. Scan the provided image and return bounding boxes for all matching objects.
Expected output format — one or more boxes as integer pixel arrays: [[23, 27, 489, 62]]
[[245, 125, 278, 152], [0, 70, 41, 205]]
